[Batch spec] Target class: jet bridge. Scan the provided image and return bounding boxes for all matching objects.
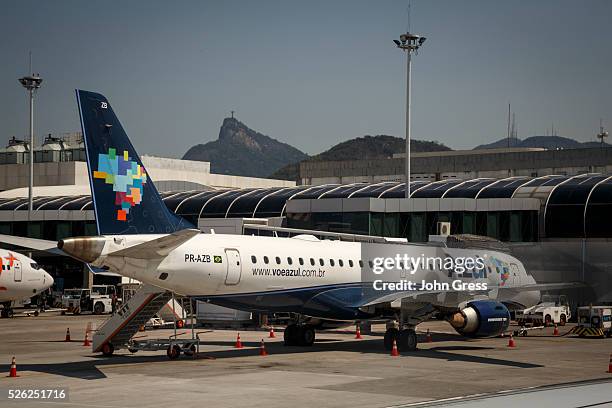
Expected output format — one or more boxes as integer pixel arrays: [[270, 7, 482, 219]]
[[92, 284, 174, 355]]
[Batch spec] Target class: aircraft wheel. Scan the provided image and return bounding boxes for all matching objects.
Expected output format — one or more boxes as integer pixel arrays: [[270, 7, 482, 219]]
[[398, 329, 417, 352], [284, 324, 299, 346], [5, 309, 14, 318], [167, 344, 181, 360], [101, 342, 114, 357], [383, 328, 399, 351], [297, 325, 316, 346], [34, 310, 39, 317], [559, 314, 567, 326], [93, 302, 105, 315], [0, 310, 7, 318]]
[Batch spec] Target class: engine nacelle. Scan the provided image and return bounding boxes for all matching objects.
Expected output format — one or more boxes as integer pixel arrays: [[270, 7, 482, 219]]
[[448, 300, 510, 338]]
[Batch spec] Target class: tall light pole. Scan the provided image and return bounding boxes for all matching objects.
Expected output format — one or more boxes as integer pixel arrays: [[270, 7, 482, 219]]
[[596, 119, 608, 147], [18, 63, 43, 220], [394, 33, 425, 198]]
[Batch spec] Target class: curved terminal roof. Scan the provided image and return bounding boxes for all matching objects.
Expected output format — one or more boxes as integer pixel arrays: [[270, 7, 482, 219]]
[[1, 174, 610, 238]]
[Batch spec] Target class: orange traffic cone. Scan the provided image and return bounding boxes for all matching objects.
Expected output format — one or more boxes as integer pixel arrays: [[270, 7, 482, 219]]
[[235, 333, 243, 349], [259, 339, 268, 356], [607, 354, 612, 374], [553, 324, 559, 336], [507, 334, 516, 348], [8, 356, 18, 377], [390, 339, 400, 357], [65, 328, 71, 342], [355, 325, 362, 339], [269, 327, 276, 338], [426, 329, 432, 343], [83, 331, 91, 347]]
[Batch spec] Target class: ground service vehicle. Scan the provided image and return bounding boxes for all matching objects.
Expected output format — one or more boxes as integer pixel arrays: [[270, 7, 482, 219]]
[[516, 295, 571, 326], [574, 306, 612, 338], [62, 285, 115, 314]]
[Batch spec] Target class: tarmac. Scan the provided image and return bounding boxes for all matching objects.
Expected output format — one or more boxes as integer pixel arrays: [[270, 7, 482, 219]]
[[0, 313, 611, 407]]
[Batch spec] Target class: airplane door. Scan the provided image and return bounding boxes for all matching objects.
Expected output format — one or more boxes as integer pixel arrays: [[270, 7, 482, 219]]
[[13, 261, 22, 282], [224, 249, 241, 285]]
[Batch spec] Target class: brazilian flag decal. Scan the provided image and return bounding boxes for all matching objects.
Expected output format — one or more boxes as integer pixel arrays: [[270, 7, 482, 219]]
[[213, 256, 222, 263]]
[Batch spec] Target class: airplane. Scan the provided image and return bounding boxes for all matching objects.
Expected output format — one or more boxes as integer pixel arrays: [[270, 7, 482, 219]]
[[0, 248, 54, 318], [0, 90, 576, 351]]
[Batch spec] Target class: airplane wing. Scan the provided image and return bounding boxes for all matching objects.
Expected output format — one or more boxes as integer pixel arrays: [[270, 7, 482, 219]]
[[359, 281, 585, 307], [497, 281, 586, 293], [107, 228, 200, 259], [0, 234, 63, 254]]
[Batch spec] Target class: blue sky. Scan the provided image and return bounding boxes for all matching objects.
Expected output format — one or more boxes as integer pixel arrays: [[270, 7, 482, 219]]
[[1, 0, 610, 157]]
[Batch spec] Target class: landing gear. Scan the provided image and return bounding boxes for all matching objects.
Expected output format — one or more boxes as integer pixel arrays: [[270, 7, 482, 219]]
[[384, 326, 418, 352], [384, 328, 399, 350], [284, 324, 316, 346], [398, 329, 417, 352]]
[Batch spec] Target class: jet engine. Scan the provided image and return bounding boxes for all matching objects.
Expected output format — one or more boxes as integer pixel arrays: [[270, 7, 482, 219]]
[[447, 300, 510, 338]]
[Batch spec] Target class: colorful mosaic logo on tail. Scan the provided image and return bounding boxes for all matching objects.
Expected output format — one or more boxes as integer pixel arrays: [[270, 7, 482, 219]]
[[491, 257, 510, 286], [93, 148, 147, 221]]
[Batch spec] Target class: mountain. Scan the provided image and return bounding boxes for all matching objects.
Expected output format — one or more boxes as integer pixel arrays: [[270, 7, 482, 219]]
[[311, 135, 451, 162], [475, 136, 609, 150], [269, 135, 451, 181], [182, 118, 308, 178]]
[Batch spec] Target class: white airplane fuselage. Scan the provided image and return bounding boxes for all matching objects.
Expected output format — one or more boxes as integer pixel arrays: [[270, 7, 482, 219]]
[[90, 233, 540, 320], [0, 249, 54, 304]]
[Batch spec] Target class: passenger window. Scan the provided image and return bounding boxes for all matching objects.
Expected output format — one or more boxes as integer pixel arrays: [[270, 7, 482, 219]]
[[339, 260, 344, 267], [359, 260, 364, 268], [319, 258, 324, 266], [368, 260, 373, 268], [264, 256, 269, 264], [299, 258, 304, 265], [275, 256, 281, 265], [330, 259, 335, 267], [287, 257, 293, 265], [251, 256, 257, 264], [349, 260, 354, 267], [310, 258, 315, 266]]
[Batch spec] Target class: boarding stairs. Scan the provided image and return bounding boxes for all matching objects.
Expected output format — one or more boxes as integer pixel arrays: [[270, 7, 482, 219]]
[[92, 284, 172, 353]]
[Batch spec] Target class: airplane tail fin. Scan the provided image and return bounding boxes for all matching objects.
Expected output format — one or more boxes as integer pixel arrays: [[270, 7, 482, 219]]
[[76, 90, 192, 235]]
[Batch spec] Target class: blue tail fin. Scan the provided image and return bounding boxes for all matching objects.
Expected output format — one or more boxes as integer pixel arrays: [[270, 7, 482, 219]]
[[76, 90, 193, 235]]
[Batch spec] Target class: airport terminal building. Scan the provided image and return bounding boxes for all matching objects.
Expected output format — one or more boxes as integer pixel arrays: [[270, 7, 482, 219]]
[[0, 173, 611, 304], [0, 133, 611, 303]]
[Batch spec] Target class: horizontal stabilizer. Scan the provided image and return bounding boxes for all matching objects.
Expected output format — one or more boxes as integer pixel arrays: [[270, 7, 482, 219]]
[[108, 229, 200, 259], [0, 234, 63, 254], [85, 264, 121, 277]]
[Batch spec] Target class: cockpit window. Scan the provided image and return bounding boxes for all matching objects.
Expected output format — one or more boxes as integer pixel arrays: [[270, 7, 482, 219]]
[[31, 263, 40, 270]]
